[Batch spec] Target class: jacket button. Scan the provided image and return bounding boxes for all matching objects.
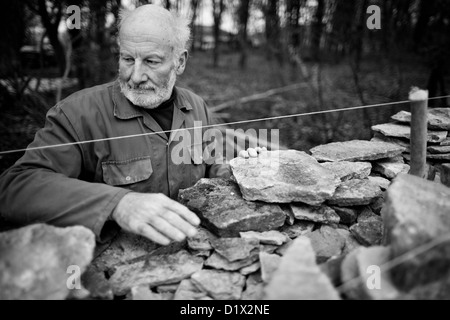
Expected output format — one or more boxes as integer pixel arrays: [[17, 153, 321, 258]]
[[125, 176, 131, 181]]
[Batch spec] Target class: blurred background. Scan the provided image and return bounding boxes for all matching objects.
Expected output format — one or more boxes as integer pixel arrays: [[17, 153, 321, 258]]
[[0, 0, 449, 173]]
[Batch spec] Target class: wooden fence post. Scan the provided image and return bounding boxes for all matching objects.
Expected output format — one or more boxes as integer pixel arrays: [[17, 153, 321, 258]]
[[409, 87, 428, 178]]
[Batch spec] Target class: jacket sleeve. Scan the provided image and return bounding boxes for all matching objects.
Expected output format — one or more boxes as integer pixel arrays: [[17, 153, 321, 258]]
[[0, 104, 131, 242]]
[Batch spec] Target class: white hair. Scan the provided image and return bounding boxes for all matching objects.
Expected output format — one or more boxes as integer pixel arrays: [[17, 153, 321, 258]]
[[117, 6, 191, 55]]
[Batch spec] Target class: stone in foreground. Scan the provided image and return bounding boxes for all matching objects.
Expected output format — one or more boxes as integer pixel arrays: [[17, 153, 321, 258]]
[[178, 178, 286, 237], [229, 150, 340, 205], [310, 140, 405, 162], [191, 270, 246, 300], [321, 161, 372, 181], [305, 225, 346, 263], [372, 123, 447, 143], [327, 179, 382, 206], [263, 237, 340, 300], [259, 252, 282, 283], [391, 108, 450, 130], [109, 250, 203, 296], [340, 246, 399, 300], [381, 174, 450, 292], [0, 224, 95, 300]]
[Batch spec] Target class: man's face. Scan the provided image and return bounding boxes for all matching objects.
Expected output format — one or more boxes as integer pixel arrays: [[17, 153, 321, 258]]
[[118, 38, 178, 109]]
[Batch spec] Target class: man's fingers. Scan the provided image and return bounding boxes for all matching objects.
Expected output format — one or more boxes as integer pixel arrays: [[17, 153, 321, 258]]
[[132, 221, 171, 246], [147, 215, 188, 242], [247, 148, 258, 157], [164, 210, 198, 238], [163, 197, 201, 226]]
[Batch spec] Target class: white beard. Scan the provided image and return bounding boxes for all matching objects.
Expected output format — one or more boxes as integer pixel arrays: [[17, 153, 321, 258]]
[[119, 68, 177, 109]]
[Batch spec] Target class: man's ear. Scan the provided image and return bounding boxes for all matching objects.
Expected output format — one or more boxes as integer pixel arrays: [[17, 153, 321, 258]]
[[176, 50, 188, 75]]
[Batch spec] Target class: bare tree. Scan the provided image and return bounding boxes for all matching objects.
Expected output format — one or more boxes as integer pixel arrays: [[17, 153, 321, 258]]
[[237, 0, 251, 69], [189, 0, 201, 52], [212, 0, 225, 68]]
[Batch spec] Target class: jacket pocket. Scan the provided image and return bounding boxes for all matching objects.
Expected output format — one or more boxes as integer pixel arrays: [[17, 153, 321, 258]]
[[102, 156, 153, 186]]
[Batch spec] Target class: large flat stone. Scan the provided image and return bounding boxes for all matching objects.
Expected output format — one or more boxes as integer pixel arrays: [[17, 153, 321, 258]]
[[372, 123, 447, 143], [263, 237, 340, 300], [391, 108, 450, 130], [427, 145, 450, 154], [210, 238, 260, 262], [0, 224, 95, 300], [310, 140, 405, 162], [321, 161, 372, 181], [290, 204, 340, 224], [305, 225, 346, 263], [427, 153, 450, 161], [204, 251, 259, 271], [372, 159, 410, 179], [381, 173, 450, 291], [371, 135, 411, 151], [327, 179, 383, 206], [109, 250, 203, 296], [178, 178, 286, 237], [229, 150, 340, 205], [191, 270, 246, 300]]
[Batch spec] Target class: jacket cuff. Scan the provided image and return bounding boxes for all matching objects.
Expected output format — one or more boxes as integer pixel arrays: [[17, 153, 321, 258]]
[[93, 188, 132, 243]]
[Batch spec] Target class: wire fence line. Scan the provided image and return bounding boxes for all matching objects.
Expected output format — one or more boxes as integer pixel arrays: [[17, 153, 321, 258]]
[[1, 94, 449, 156]]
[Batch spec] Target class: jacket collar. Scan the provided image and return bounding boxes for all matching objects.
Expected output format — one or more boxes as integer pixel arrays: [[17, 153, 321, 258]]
[[112, 79, 192, 120]]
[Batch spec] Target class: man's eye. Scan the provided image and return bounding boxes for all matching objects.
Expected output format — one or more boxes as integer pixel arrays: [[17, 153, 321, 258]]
[[123, 57, 134, 63], [147, 60, 159, 65]]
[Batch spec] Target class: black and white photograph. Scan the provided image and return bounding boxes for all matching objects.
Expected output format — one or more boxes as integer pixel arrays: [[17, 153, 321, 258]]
[[0, 0, 449, 304]]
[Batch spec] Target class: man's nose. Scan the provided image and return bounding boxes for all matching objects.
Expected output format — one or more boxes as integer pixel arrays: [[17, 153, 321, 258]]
[[130, 61, 149, 85]]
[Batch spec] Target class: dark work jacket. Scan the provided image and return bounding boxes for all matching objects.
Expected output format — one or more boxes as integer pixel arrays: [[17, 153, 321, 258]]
[[0, 80, 231, 241]]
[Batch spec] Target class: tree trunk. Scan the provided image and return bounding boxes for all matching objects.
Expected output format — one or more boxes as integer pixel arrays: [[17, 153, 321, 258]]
[[237, 0, 251, 69], [312, 0, 325, 61], [265, 0, 283, 66], [190, 0, 200, 52], [212, 0, 225, 68]]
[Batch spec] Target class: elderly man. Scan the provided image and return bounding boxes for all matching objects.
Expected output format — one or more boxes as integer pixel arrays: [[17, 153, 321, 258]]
[[0, 5, 260, 245]]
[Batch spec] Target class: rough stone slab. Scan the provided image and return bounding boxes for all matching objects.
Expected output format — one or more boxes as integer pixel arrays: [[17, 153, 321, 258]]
[[263, 237, 340, 300], [321, 161, 372, 181], [427, 153, 450, 160], [191, 270, 246, 300], [109, 250, 203, 296], [173, 279, 209, 300], [239, 230, 289, 246], [259, 252, 281, 283], [368, 176, 391, 191], [242, 274, 264, 300], [349, 220, 383, 246], [311, 140, 405, 162], [279, 221, 315, 239], [229, 150, 340, 205], [305, 225, 346, 263], [178, 178, 286, 237], [187, 227, 217, 251], [331, 206, 358, 225], [204, 250, 259, 271], [290, 204, 340, 224], [372, 123, 447, 143], [340, 246, 400, 300], [381, 173, 450, 291], [239, 261, 261, 275], [328, 179, 383, 206], [391, 108, 450, 130], [372, 159, 410, 179], [0, 224, 95, 300], [371, 135, 411, 151], [210, 238, 260, 262], [427, 145, 450, 154]]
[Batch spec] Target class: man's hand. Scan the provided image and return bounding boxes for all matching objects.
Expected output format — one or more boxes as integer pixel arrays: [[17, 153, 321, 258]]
[[111, 192, 200, 245], [238, 147, 267, 158]]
